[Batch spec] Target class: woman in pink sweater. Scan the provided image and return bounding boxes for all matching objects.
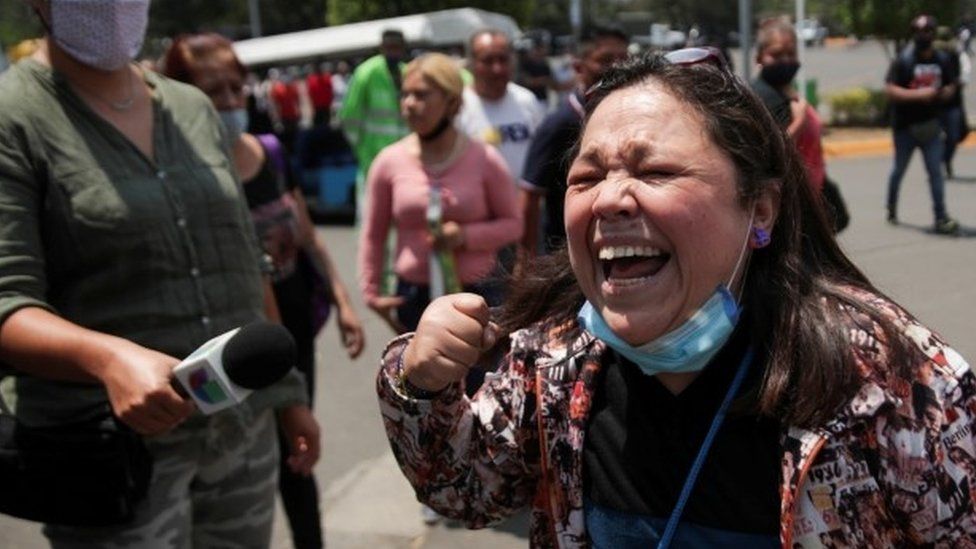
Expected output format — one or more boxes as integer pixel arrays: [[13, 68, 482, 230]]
[[358, 53, 522, 335]]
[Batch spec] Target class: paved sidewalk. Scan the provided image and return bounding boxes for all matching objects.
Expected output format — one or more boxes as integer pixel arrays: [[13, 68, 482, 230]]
[[823, 126, 976, 158]]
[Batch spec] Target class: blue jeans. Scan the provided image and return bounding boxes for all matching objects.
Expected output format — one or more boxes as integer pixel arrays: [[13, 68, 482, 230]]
[[887, 125, 948, 221]]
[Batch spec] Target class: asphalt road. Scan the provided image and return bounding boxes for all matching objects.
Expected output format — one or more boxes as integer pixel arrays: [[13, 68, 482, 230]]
[[2, 42, 976, 549]]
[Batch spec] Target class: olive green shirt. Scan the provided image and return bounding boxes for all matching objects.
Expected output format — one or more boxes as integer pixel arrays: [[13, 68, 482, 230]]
[[0, 60, 306, 424]]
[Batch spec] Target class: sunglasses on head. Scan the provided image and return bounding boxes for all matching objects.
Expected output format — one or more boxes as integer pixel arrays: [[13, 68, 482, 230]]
[[663, 46, 729, 69], [584, 47, 730, 101]]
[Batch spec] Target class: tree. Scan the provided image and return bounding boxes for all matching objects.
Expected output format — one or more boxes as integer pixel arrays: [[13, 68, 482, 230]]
[[149, 0, 327, 40], [841, 0, 961, 55], [328, 0, 532, 28], [0, 2, 43, 50]]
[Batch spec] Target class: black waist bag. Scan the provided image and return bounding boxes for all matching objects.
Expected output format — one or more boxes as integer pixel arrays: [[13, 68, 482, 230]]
[[0, 409, 153, 526]]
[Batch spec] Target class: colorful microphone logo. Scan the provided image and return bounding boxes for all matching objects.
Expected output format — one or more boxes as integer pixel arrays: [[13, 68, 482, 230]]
[[188, 368, 228, 404]]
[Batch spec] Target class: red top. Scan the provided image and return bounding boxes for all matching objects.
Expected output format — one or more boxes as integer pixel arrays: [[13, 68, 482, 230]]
[[270, 81, 300, 121], [306, 73, 334, 110], [794, 104, 825, 193]]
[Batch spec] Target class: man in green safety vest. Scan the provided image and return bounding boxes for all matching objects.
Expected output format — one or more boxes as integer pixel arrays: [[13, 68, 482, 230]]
[[339, 29, 409, 221]]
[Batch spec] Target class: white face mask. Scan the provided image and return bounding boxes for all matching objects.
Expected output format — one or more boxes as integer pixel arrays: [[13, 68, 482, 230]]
[[50, 0, 150, 71]]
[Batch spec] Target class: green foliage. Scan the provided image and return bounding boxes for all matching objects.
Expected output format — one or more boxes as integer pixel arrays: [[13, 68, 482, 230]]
[[1, 0, 327, 58], [843, 0, 960, 52], [150, 0, 326, 40], [328, 0, 531, 27], [828, 87, 888, 126], [12, 0, 976, 61], [0, 2, 43, 49]]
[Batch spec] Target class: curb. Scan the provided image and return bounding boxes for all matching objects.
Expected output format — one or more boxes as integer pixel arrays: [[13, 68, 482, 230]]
[[824, 131, 976, 159]]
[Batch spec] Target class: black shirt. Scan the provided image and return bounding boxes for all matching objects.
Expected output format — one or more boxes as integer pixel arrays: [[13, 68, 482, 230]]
[[243, 139, 314, 344], [886, 47, 957, 128], [522, 90, 584, 252], [518, 56, 553, 101], [583, 325, 782, 535], [750, 77, 792, 130]]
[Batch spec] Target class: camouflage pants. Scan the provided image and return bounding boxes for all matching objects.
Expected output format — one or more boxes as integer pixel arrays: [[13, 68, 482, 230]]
[[43, 405, 278, 548]]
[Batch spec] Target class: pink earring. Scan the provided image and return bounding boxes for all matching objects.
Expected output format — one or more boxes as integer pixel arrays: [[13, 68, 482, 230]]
[[751, 226, 771, 248]]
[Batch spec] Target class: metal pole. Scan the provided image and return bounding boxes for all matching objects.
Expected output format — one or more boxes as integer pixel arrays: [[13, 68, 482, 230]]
[[570, 0, 582, 40], [795, 0, 807, 101], [248, 0, 262, 38], [739, 0, 752, 81]]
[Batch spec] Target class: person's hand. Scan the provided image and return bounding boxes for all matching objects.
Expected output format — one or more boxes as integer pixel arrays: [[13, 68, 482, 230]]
[[402, 293, 498, 392], [336, 304, 365, 358], [937, 84, 958, 102], [278, 405, 321, 476], [789, 97, 808, 128], [369, 295, 407, 334], [917, 87, 939, 102], [98, 342, 195, 436], [428, 221, 465, 251]]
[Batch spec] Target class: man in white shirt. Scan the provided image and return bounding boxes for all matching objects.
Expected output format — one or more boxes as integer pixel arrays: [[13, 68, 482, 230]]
[[457, 29, 544, 191], [453, 29, 542, 398]]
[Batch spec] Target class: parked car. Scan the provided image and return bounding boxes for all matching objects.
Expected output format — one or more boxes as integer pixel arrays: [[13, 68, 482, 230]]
[[797, 19, 828, 46]]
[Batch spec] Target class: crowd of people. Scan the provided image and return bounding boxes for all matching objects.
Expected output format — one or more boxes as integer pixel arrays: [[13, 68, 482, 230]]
[[0, 1, 974, 548]]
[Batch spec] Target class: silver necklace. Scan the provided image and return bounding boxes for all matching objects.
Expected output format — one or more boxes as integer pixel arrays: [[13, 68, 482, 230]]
[[74, 66, 136, 112]]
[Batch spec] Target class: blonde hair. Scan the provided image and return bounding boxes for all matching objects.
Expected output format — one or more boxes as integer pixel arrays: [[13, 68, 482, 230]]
[[404, 53, 464, 107], [8, 39, 41, 63]]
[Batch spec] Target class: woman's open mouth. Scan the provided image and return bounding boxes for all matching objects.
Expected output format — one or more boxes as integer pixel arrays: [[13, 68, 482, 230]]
[[598, 245, 670, 284]]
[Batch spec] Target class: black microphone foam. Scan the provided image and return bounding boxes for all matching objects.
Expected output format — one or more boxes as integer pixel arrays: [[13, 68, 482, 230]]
[[221, 321, 297, 390]]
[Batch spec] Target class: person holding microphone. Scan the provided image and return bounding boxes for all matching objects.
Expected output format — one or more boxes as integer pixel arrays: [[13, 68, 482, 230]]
[[0, 1, 317, 546]]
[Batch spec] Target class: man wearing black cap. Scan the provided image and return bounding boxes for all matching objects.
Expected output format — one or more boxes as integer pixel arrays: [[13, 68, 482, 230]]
[[885, 14, 960, 235]]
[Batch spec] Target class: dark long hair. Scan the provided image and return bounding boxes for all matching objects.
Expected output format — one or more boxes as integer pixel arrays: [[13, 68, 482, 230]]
[[496, 53, 909, 428]]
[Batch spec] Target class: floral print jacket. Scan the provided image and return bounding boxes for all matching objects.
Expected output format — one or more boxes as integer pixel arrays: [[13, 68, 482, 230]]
[[376, 289, 976, 548]]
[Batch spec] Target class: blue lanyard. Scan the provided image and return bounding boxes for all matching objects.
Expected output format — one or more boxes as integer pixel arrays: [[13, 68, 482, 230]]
[[656, 346, 755, 549]]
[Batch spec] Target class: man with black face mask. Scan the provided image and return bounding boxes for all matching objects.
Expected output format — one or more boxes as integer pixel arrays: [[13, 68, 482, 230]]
[[750, 18, 804, 134], [885, 14, 960, 235], [751, 18, 840, 229]]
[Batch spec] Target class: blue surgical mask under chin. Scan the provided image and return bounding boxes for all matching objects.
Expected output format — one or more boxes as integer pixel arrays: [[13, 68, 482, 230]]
[[578, 285, 741, 376], [578, 213, 756, 376], [218, 108, 249, 143]]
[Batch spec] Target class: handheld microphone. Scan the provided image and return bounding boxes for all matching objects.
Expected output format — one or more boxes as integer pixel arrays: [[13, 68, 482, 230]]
[[172, 321, 296, 414]]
